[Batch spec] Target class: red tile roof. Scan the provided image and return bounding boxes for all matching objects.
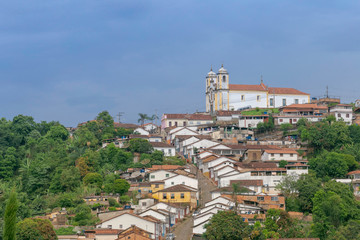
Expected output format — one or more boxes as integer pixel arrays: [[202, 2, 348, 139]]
[[148, 165, 184, 171], [229, 84, 267, 91], [157, 184, 197, 192], [347, 170, 360, 175], [268, 87, 309, 95], [217, 110, 243, 116], [230, 179, 263, 186], [150, 142, 174, 148], [85, 229, 122, 235]]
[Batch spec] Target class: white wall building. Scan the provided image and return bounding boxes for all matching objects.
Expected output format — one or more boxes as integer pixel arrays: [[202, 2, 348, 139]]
[[164, 174, 198, 190], [261, 149, 299, 161], [150, 142, 176, 156], [205, 65, 310, 112], [330, 104, 353, 125], [96, 213, 162, 239], [149, 170, 177, 182]]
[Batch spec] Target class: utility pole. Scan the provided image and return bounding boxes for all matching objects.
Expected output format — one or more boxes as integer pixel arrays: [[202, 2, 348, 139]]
[[116, 112, 124, 123], [326, 86, 329, 98]]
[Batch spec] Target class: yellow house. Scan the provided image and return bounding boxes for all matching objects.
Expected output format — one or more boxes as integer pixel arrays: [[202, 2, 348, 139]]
[[150, 181, 165, 193], [152, 184, 197, 209]]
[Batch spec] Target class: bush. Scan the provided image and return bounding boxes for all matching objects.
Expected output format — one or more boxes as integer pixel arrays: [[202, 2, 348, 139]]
[[55, 226, 76, 235], [119, 195, 131, 204], [83, 173, 103, 188], [108, 198, 120, 207]]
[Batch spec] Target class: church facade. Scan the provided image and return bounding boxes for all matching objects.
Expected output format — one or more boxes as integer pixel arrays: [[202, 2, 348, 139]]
[[205, 65, 310, 112]]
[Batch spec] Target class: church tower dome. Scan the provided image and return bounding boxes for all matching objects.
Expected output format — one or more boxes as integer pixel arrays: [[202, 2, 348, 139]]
[[218, 64, 228, 74]]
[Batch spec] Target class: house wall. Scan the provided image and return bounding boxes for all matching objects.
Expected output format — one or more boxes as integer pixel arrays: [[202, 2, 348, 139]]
[[239, 117, 266, 128], [262, 152, 298, 161], [149, 171, 177, 182], [193, 213, 215, 226], [118, 233, 152, 240], [229, 91, 268, 110], [164, 175, 198, 189], [153, 147, 176, 157], [96, 214, 157, 239], [271, 94, 309, 108], [134, 128, 150, 135]]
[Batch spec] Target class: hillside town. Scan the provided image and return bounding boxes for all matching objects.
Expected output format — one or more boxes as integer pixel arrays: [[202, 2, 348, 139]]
[[14, 66, 352, 240]]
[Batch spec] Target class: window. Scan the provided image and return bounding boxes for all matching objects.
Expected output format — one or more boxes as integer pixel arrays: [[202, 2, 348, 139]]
[[293, 119, 297, 122], [171, 193, 175, 199], [282, 98, 286, 106], [163, 193, 167, 199], [271, 197, 279, 201], [270, 98, 274, 106], [151, 175, 155, 179], [346, 114, 350, 118], [142, 202, 147, 206], [257, 197, 264, 201], [279, 119, 283, 122], [338, 113, 341, 117], [257, 95, 261, 101], [108, 225, 112, 229], [119, 224, 123, 229], [175, 121, 178, 127], [165, 174, 169, 177], [155, 184, 159, 188], [241, 95, 245, 101], [271, 153, 274, 157], [182, 182, 185, 185], [290, 154, 293, 157], [295, 99, 299, 104], [181, 193, 185, 199], [168, 149, 171, 155], [197, 121, 201, 124], [183, 121, 187, 126], [280, 153, 283, 157], [223, 76, 226, 82], [169, 121, 172, 127], [171, 182, 174, 185]]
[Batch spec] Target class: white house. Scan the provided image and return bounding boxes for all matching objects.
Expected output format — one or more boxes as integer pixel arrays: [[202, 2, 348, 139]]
[[164, 174, 198, 190], [149, 135, 162, 142], [168, 127, 199, 142], [149, 202, 189, 221], [330, 104, 353, 125], [142, 123, 158, 132], [239, 115, 268, 128], [139, 209, 169, 230], [149, 170, 177, 182], [134, 127, 150, 135], [184, 139, 219, 158], [150, 142, 176, 157], [261, 149, 299, 161], [96, 213, 162, 239]]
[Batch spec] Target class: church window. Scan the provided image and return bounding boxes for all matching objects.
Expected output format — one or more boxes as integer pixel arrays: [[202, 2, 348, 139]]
[[257, 95, 261, 101], [282, 99, 286, 106], [223, 76, 226, 82], [295, 99, 299, 104], [270, 98, 274, 106], [175, 121, 178, 127], [241, 95, 245, 101], [183, 121, 187, 126], [169, 121, 172, 127]]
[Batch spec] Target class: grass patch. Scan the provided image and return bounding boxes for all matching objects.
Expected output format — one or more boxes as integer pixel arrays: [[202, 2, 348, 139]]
[[241, 108, 279, 115]]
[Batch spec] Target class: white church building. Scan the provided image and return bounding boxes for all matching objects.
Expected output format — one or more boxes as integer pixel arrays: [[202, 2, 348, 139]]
[[205, 65, 310, 112]]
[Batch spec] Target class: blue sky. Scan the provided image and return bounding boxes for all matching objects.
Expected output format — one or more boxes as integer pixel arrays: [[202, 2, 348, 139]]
[[1, 0, 360, 126]]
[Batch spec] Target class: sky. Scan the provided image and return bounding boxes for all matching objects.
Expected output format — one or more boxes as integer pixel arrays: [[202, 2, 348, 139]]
[[1, 0, 360, 127]]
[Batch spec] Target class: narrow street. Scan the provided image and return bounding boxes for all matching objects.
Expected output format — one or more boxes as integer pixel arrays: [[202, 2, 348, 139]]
[[171, 164, 218, 239]]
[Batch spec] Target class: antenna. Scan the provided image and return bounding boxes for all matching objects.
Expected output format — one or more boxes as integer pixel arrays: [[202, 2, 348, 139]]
[[116, 112, 124, 123], [326, 86, 329, 98]]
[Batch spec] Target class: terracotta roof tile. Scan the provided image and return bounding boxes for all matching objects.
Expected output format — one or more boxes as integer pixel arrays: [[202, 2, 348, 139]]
[[264, 149, 298, 154], [150, 142, 174, 148], [229, 84, 267, 91], [230, 180, 263, 186], [148, 165, 184, 171], [157, 184, 197, 192], [268, 87, 309, 95]]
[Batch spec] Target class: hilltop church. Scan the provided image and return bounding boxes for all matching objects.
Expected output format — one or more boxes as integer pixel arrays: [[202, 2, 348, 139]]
[[205, 65, 310, 112]]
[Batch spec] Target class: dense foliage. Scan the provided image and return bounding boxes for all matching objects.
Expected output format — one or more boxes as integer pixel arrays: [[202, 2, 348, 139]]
[[0, 111, 179, 239]]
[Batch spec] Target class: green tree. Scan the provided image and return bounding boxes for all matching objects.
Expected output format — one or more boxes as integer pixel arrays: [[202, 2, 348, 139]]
[[128, 139, 153, 153], [3, 190, 18, 240], [17, 218, 57, 240], [309, 151, 349, 179], [113, 179, 130, 195], [83, 173, 103, 188], [137, 113, 149, 126], [296, 174, 322, 213], [204, 211, 251, 240], [45, 125, 69, 141], [72, 204, 98, 226], [279, 160, 288, 168]]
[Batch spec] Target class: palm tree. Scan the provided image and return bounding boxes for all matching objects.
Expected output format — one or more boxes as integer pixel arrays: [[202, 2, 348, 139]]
[[138, 113, 149, 126], [150, 114, 159, 125]]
